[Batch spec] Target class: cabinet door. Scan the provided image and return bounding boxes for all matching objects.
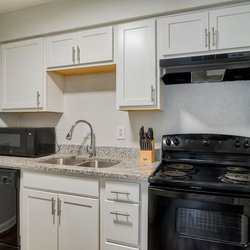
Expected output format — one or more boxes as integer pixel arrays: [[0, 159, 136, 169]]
[[46, 33, 77, 67], [116, 19, 156, 108], [78, 26, 113, 64], [58, 194, 99, 250], [157, 12, 209, 57], [1, 38, 44, 109], [22, 189, 57, 250], [210, 5, 250, 50]]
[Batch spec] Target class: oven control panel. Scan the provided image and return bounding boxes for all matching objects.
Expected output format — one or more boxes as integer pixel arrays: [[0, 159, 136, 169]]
[[162, 134, 250, 154]]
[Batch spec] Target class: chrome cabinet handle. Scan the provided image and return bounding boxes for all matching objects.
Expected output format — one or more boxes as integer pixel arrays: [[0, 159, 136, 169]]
[[110, 211, 130, 217], [205, 28, 209, 48], [36, 91, 40, 107], [77, 46, 80, 63], [72, 47, 76, 63], [51, 198, 56, 215], [51, 198, 56, 223], [212, 27, 216, 47], [57, 198, 62, 224], [110, 190, 130, 195], [151, 85, 155, 103]]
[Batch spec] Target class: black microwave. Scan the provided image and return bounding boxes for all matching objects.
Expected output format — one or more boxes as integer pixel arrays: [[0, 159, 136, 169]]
[[0, 127, 56, 157]]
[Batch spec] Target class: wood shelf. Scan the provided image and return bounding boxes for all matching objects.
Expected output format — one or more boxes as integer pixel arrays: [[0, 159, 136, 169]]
[[49, 64, 116, 76]]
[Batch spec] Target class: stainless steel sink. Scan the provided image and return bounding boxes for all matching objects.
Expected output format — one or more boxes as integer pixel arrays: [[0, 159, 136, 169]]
[[40, 156, 86, 165], [77, 159, 120, 168], [40, 156, 119, 168]]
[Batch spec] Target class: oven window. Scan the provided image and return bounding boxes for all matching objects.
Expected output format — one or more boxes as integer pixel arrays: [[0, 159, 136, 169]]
[[0, 134, 20, 147], [176, 208, 248, 246]]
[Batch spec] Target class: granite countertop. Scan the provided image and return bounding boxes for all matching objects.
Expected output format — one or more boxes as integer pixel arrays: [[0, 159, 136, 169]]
[[0, 154, 159, 181]]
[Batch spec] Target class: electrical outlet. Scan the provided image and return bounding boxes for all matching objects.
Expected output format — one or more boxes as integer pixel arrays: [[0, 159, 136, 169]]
[[116, 125, 125, 140]]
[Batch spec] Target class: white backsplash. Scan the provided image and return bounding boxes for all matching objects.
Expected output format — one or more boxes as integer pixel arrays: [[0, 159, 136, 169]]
[[13, 73, 250, 148]]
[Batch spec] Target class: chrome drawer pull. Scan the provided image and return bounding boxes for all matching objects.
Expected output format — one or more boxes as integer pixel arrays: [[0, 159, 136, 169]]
[[51, 198, 56, 215], [110, 191, 130, 195], [110, 211, 130, 217]]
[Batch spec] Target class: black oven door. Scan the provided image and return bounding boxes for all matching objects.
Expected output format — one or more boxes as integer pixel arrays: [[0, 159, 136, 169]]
[[0, 128, 28, 156], [148, 186, 250, 250]]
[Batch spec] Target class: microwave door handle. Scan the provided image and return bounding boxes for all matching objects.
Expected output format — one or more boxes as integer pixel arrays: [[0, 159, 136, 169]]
[[149, 187, 250, 206]]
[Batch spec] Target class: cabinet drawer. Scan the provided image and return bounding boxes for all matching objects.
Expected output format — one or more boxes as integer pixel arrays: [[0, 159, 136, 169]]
[[104, 242, 139, 250], [23, 171, 99, 197], [104, 201, 139, 245], [106, 181, 139, 203]]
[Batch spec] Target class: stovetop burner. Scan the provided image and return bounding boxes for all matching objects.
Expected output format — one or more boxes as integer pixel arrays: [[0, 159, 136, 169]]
[[226, 173, 250, 182], [149, 133, 250, 193], [220, 173, 250, 184], [226, 166, 250, 174], [168, 163, 194, 171], [159, 170, 190, 180], [218, 166, 250, 184]]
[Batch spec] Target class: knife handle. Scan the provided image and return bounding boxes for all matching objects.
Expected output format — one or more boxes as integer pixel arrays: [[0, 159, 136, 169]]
[[147, 128, 154, 140], [139, 126, 145, 139]]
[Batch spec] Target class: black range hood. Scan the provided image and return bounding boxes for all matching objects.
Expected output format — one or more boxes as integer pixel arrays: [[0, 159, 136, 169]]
[[160, 51, 250, 85]]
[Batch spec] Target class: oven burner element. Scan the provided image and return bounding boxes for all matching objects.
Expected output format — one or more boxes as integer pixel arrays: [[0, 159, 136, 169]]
[[160, 170, 190, 180]]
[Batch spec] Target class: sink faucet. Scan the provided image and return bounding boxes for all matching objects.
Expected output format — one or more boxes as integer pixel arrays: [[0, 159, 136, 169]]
[[66, 120, 96, 157]]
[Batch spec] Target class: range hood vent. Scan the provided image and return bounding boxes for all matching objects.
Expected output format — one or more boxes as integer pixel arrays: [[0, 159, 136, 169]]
[[160, 51, 250, 85]]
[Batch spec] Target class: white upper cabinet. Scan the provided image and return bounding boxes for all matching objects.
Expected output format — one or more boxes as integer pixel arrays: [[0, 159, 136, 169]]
[[46, 26, 113, 68], [0, 38, 63, 112], [1, 38, 44, 109], [158, 3, 250, 57], [116, 19, 157, 110], [46, 33, 77, 67], [78, 26, 113, 64], [209, 5, 250, 51], [157, 12, 209, 57]]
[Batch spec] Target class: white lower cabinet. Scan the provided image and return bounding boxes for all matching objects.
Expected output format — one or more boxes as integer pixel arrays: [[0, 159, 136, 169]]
[[101, 179, 148, 250], [22, 172, 99, 250], [58, 194, 99, 250], [21, 173, 148, 250], [23, 190, 57, 250], [104, 201, 139, 245]]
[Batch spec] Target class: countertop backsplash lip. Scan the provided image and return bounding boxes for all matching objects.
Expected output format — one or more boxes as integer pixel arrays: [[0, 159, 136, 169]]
[[58, 144, 161, 161]]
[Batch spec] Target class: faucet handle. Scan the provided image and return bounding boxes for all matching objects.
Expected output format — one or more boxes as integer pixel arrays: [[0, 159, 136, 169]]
[[86, 145, 96, 157]]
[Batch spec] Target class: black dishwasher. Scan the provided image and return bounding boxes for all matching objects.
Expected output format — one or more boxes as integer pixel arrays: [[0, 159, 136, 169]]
[[0, 169, 20, 250]]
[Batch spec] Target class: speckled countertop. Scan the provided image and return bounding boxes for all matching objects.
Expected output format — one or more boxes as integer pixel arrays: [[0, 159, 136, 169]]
[[0, 153, 159, 181]]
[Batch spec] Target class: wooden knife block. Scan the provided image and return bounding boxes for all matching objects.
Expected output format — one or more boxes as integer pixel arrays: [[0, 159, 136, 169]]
[[139, 141, 155, 163]]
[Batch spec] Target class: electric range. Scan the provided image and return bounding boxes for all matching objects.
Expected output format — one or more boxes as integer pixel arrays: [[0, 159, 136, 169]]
[[148, 134, 250, 250]]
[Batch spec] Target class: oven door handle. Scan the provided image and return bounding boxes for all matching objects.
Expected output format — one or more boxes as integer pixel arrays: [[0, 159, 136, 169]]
[[149, 187, 250, 206]]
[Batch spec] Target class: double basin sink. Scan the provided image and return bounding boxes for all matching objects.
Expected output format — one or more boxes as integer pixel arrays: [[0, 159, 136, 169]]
[[40, 156, 120, 168]]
